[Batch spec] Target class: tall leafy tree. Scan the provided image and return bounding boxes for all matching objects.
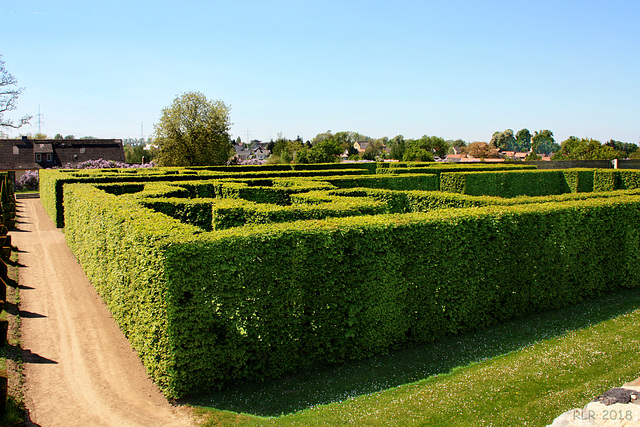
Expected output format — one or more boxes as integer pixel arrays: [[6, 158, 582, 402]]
[[552, 137, 625, 160], [464, 141, 501, 159], [362, 138, 386, 160], [388, 135, 407, 160], [294, 139, 342, 163], [531, 130, 559, 155], [403, 135, 448, 161], [604, 139, 638, 157], [124, 144, 156, 164], [490, 129, 517, 151], [515, 129, 532, 151], [402, 145, 434, 162], [153, 91, 233, 166]]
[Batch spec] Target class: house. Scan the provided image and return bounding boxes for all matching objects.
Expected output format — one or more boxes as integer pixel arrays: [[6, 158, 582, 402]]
[[445, 153, 467, 162], [0, 137, 125, 184], [251, 146, 271, 161], [354, 141, 370, 154], [232, 143, 271, 161]]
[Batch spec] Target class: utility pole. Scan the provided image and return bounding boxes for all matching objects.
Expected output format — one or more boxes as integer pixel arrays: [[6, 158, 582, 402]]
[[36, 105, 44, 136]]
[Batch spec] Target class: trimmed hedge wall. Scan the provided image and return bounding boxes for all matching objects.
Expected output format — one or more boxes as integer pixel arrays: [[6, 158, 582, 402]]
[[594, 170, 640, 192], [323, 173, 438, 191], [41, 168, 371, 227], [63, 184, 202, 395], [141, 193, 386, 230], [439, 169, 597, 197], [375, 162, 537, 174], [62, 181, 640, 398], [329, 187, 640, 214], [440, 169, 640, 197], [0, 174, 16, 231]]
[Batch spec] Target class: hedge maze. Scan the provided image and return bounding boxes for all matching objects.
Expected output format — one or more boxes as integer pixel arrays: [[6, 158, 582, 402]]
[[39, 163, 640, 399]]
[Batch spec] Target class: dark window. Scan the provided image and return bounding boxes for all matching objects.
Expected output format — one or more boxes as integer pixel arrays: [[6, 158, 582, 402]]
[[35, 153, 42, 162], [46, 153, 52, 162]]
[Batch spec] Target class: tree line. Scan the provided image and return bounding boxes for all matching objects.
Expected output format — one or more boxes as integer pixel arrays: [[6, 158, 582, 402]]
[[4, 69, 638, 166]]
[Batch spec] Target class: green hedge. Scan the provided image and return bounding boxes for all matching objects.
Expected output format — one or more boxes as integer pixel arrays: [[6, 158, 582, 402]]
[[165, 195, 640, 397], [323, 173, 438, 191], [40, 168, 369, 227], [376, 162, 537, 174], [329, 187, 640, 214], [440, 170, 575, 197], [62, 184, 202, 395], [561, 169, 595, 193], [142, 192, 387, 230], [140, 198, 214, 231], [594, 170, 640, 192], [61, 181, 640, 398], [0, 173, 16, 230]]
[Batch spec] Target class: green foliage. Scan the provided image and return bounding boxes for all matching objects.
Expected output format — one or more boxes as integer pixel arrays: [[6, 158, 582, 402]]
[[124, 144, 155, 164], [62, 183, 203, 397], [294, 140, 342, 164], [141, 198, 214, 230], [515, 128, 532, 151], [387, 135, 407, 160], [49, 162, 640, 403], [490, 129, 517, 151], [531, 129, 560, 155], [561, 169, 595, 193], [552, 136, 626, 160], [402, 146, 434, 162], [401, 135, 447, 161], [203, 193, 386, 229], [60, 173, 640, 400], [594, 170, 640, 192], [154, 91, 233, 166], [439, 170, 586, 197], [39, 166, 377, 227], [324, 174, 438, 191], [605, 139, 638, 156]]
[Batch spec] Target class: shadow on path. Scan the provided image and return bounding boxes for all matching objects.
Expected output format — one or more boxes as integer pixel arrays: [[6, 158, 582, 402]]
[[18, 310, 47, 319], [22, 349, 57, 365]]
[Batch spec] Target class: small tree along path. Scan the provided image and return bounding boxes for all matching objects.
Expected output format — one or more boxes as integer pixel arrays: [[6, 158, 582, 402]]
[[11, 199, 195, 427]]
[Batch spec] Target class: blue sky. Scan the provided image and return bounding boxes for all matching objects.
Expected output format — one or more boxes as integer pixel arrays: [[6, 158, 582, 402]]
[[1, 0, 638, 145]]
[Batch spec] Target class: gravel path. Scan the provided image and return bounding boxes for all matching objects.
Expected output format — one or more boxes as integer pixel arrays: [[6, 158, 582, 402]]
[[10, 198, 196, 427]]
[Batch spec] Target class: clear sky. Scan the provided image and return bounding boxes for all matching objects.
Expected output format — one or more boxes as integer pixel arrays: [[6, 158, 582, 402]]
[[1, 0, 638, 145]]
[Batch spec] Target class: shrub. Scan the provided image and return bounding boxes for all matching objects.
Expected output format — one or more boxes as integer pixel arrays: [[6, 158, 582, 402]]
[[15, 170, 39, 191]]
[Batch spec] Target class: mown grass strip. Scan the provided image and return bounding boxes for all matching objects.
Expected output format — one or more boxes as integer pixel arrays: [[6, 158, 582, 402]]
[[193, 286, 640, 426]]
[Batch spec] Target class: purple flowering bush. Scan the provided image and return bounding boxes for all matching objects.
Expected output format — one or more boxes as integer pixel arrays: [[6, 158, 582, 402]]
[[64, 158, 157, 169], [227, 157, 265, 166], [16, 170, 39, 191]]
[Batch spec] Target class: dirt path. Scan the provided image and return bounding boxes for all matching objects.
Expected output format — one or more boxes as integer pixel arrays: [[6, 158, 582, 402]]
[[10, 198, 197, 427]]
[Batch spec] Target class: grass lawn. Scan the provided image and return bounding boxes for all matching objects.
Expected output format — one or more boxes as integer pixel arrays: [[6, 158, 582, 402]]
[[192, 285, 640, 426]]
